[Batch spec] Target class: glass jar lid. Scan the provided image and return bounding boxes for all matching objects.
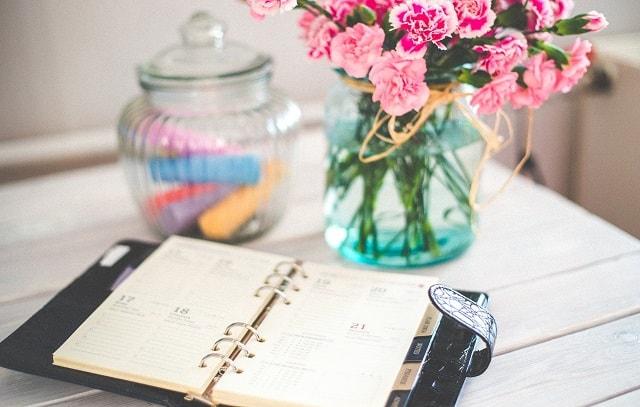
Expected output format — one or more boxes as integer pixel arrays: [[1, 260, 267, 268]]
[[138, 11, 272, 90]]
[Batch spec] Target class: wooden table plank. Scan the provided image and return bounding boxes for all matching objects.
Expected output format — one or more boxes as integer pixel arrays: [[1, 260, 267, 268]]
[[0, 370, 94, 407], [35, 391, 154, 407], [597, 389, 640, 406], [460, 313, 640, 406], [0, 165, 137, 248], [489, 252, 640, 354]]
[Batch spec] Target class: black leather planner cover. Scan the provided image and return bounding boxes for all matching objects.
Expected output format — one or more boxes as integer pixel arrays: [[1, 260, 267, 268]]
[[0, 240, 198, 407], [0, 240, 494, 407]]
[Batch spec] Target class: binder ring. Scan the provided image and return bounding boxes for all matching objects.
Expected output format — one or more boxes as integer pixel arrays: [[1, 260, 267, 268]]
[[255, 285, 291, 305], [198, 352, 243, 373], [274, 261, 308, 279], [264, 273, 300, 291], [213, 337, 255, 358], [224, 322, 266, 342]]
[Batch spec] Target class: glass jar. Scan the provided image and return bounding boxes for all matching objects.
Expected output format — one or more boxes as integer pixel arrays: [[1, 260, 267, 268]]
[[118, 12, 300, 242], [324, 81, 482, 268]]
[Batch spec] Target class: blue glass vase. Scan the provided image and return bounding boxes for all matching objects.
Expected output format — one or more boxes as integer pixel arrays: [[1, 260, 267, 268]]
[[324, 82, 482, 268]]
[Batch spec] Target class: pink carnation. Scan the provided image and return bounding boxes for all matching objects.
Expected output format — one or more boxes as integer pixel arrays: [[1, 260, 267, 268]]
[[247, 0, 297, 20], [368, 51, 430, 116], [510, 53, 558, 109], [364, 0, 405, 22], [453, 0, 496, 39], [497, 0, 555, 31], [527, 0, 555, 30], [390, 0, 458, 58], [584, 11, 609, 33], [326, 0, 404, 24], [551, 0, 574, 20], [330, 23, 385, 78], [298, 12, 340, 60], [555, 38, 592, 93], [471, 73, 518, 115], [325, 0, 360, 24], [473, 32, 527, 76]]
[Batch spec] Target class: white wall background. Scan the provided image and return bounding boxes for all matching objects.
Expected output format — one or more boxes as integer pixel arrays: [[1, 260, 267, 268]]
[[0, 0, 334, 140], [1, 1, 639, 140]]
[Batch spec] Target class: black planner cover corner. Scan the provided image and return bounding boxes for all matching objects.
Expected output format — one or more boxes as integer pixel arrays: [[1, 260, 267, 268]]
[[0, 240, 200, 407]]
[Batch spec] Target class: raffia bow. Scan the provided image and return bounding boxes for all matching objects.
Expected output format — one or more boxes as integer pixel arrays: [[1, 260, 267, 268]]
[[342, 77, 533, 212]]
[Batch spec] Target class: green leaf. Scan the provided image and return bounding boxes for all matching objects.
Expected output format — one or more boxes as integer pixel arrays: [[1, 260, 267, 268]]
[[382, 12, 403, 51], [457, 69, 492, 88], [512, 66, 528, 89], [533, 40, 569, 68], [495, 4, 527, 30], [346, 5, 377, 26], [469, 37, 497, 47], [358, 5, 376, 25], [346, 12, 358, 26], [428, 42, 478, 72], [382, 11, 392, 32]]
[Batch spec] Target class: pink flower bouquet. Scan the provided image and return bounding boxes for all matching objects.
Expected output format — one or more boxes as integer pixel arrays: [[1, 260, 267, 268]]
[[246, 0, 607, 267]]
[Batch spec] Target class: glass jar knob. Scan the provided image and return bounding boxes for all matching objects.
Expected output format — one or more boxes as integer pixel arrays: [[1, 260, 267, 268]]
[[180, 11, 226, 48]]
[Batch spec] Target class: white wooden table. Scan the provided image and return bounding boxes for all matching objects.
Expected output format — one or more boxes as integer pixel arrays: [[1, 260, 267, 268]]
[[1, 129, 639, 406]]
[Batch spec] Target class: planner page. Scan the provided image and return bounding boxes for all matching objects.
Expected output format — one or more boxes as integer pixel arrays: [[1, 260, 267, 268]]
[[53, 236, 292, 395], [213, 263, 437, 407]]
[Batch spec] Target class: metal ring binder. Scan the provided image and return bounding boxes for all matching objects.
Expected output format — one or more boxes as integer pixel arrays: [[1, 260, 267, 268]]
[[254, 285, 291, 305], [213, 337, 255, 358], [224, 322, 266, 342], [198, 352, 243, 373], [197, 260, 306, 388], [274, 261, 308, 278], [264, 273, 300, 291]]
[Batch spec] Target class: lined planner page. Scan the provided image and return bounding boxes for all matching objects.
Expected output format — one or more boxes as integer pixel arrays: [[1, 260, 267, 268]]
[[53, 236, 292, 395], [213, 263, 437, 407]]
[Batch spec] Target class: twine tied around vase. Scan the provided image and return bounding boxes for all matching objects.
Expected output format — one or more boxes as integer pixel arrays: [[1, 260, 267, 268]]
[[341, 76, 534, 212]]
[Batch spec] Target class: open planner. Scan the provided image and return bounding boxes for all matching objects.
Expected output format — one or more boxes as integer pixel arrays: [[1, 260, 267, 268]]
[[52, 236, 438, 406], [0, 236, 496, 407]]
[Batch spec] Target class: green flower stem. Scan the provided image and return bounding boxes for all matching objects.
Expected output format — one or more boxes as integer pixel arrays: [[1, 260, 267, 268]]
[[433, 166, 472, 221], [451, 149, 472, 184], [356, 160, 386, 256], [388, 148, 441, 264], [418, 157, 441, 257]]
